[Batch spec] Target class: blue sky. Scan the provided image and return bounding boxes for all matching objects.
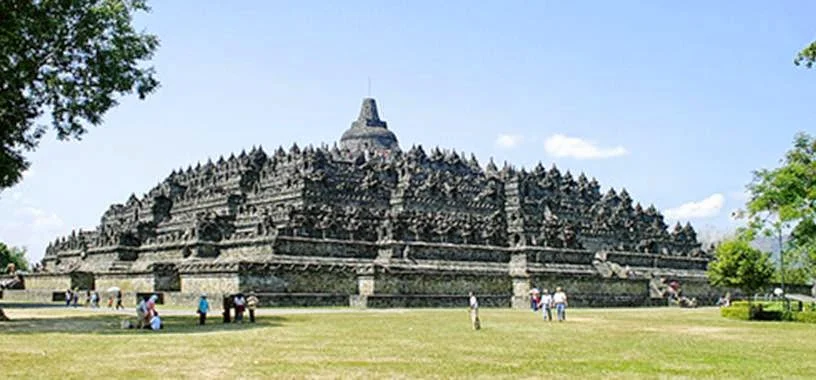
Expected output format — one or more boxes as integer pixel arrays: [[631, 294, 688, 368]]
[[3, 1, 815, 262]]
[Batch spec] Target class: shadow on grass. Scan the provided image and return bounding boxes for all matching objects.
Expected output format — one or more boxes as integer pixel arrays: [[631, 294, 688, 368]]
[[0, 314, 290, 335]]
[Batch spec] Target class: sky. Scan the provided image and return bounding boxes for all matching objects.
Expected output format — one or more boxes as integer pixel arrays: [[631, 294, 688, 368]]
[[2, 1, 816, 263]]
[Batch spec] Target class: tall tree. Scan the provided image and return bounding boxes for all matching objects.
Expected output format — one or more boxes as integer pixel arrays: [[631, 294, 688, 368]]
[[0, 0, 159, 190], [0, 243, 29, 272], [707, 237, 774, 298], [795, 40, 816, 68], [740, 132, 816, 287]]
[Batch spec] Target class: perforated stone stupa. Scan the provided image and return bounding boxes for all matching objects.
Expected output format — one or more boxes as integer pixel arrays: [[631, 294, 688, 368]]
[[20, 98, 717, 308]]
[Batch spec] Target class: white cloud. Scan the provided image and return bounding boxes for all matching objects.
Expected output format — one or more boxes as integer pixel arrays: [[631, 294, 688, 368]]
[[0, 195, 65, 263], [495, 134, 523, 149], [664, 193, 725, 220], [19, 207, 64, 229], [543, 134, 628, 159]]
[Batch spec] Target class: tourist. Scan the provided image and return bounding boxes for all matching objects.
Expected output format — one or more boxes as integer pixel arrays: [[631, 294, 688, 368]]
[[146, 294, 159, 319], [530, 288, 540, 312], [469, 292, 480, 330], [717, 292, 731, 308], [136, 298, 148, 329], [150, 310, 163, 331], [197, 293, 210, 325], [85, 290, 91, 307], [246, 291, 259, 323], [90, 291, 99, 308], [115, 290, 124, 310], [553, 287, 568, 322], [71, 289, 79, 307], [107, 295, 114, 308], [233, 294, 246, 323], [538, 288, 554, 321], [65, 289, 72, 307]]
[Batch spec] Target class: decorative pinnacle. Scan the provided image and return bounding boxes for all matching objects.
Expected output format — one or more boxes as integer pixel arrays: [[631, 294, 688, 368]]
[[354, 98, 387, 128]]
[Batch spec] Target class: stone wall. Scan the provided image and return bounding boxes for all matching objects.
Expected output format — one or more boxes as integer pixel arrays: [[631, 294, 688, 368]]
[[95, 273, 156, 293], [0, 289, 56, 303], [23, 273, 94, 291], [374, 271, 511, 296], [180, 273, 240, 294], [397, 242, 511, 263], [239, 269, 357, 294], [366, 294, 510, 308], [273, 237, 378, 260], [525, 248, 595, 265], [528, 273, 650, 307]]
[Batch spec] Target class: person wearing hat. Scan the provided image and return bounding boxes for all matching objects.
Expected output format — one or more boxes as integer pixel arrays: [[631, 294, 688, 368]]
[[197, 293, 210, 325], [246, 291, 259, 323]]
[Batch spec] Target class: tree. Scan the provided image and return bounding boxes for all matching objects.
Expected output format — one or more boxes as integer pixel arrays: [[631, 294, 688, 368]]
[[795, 40, 816, 68], [0, 243, 29, 272], [707, 238, 774, 298], [0, 0, 160, 190], [739, 132, 816, 288]]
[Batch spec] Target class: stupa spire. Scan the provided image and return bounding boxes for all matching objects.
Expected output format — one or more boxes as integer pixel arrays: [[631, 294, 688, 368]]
[[353, 98, 387, 129]]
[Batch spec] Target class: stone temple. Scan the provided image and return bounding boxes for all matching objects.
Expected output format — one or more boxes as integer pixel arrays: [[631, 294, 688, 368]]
[[12, 98, 718, 307]]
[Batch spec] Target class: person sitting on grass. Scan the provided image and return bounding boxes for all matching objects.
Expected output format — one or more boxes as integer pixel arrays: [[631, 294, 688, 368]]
[[150, 310, 163, 331]]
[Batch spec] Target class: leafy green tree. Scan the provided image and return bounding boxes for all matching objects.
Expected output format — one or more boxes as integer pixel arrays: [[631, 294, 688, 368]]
[[0, 0, 159, 190], [740, 132, 816, 287], [707, 238, 774, 298], [795, 40, 816, 68], [0, 243, 29, 272]]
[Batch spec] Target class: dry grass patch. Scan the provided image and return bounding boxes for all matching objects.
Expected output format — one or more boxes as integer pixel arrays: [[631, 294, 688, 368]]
[[1, 306, 815, 378]]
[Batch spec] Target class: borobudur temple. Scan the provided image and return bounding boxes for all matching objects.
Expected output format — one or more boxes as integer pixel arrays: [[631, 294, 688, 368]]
[[17, 98, 718, 308]]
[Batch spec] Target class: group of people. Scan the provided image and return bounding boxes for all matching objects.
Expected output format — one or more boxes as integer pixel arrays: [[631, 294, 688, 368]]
[[136, 294, 162, 330], [64, 288, 124, 309], [196, 291, 259, 325], [530, 287, 569, 322], [468, 287, 569, 331]]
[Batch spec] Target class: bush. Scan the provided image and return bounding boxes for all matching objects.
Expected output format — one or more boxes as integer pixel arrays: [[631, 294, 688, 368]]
[[793, 311, 816, 323], [721, 303, 750, 320], [721, 301, 816, 323]]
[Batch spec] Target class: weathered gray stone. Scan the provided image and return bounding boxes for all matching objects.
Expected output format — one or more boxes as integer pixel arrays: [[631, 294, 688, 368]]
[[25, 98, 716, 308]]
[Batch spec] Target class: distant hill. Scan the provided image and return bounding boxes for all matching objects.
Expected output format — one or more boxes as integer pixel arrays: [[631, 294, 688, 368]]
[[695, 225, 788, 263], [751, 235, 787, 258]]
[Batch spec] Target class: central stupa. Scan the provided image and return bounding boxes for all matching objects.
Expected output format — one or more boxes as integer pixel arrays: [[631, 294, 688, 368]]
[[339, 98, 400, 154]]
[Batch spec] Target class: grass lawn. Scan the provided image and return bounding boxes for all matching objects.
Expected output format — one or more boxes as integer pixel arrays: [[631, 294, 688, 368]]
[[1, 306, 814, 379]]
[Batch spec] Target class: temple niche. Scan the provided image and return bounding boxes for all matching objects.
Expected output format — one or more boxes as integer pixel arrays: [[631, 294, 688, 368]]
[[32, 98, 715, 308]]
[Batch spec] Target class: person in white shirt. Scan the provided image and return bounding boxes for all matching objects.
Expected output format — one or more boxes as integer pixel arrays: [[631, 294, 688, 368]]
[[538, 288, 554, 321], [553, 287, 568, 322], [233, 295, 246, 323], [468, 292, 480, 330]]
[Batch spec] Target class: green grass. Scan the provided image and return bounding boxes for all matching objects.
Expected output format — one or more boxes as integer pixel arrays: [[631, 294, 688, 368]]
[[1, 307, 815, 379]]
